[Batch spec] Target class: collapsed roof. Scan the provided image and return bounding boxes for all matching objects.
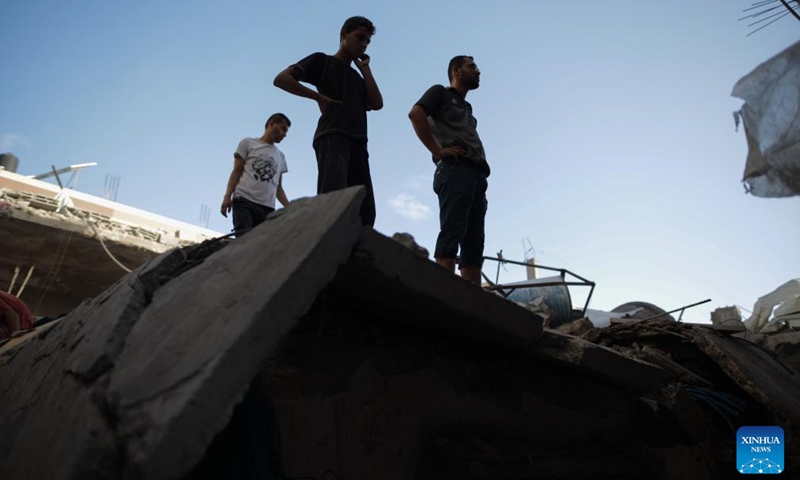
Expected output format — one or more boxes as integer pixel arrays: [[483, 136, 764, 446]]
[[0, 187, 797, 479], [0, 170, 219, 315]]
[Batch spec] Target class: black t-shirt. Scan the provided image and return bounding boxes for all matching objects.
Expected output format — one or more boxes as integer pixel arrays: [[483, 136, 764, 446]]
[[415, 85, 489, 176], [294, 52, 369, 143]]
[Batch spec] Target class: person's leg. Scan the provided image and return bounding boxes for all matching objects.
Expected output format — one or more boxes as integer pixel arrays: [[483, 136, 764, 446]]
[[434, 160, 473, 272], [348, 141, 376, 227], [250, 204, 275, 231], [314, 135, 350, 194], [231, 198, 255, 238], [436, 257, 456, 272], [459, 172, 488, 285], [460, 265, 482, 285]]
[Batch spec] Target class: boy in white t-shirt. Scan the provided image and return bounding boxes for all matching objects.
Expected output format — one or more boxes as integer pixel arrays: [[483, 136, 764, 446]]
[[221, 113, 291, 237]]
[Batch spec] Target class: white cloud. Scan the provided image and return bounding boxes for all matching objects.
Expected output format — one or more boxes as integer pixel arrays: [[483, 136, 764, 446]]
[[389, 193, 431, 221], [0, 133, 31, 150]]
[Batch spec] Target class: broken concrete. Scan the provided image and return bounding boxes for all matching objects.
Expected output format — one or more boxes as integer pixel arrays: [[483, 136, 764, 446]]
[[585, 318, 800, 463], [0, 187, 365, 479], [1, 186, 798, 479], [0, 249, 185, 480], [328, 228, 543, 351], [108, 188, 366, 480], [757, 330, 800, 373], [555, 316, 594, 336], [0, 171, 220, 315], [265, 310, 669, 479], [710, 306, 742, 327]]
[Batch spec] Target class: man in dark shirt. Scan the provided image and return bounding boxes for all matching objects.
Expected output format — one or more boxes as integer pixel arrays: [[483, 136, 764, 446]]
[[273, 16, 384, 226], [408, 56, 489, 285]]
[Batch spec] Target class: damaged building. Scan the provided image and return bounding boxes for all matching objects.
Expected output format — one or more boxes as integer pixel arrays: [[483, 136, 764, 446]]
[[1, 187, 798, 479], [0, 167, 220, 315]]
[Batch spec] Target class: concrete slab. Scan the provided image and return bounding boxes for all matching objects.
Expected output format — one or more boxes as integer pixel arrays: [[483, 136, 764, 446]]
[[328, 229, 663, 390], [328, 228, 543, 351], [0, 247, 184, 480], [532, 329, 664, 390], [691, 328, 800, 428], [0, 319, 61, 362], [0, 187, 365, 480], [108, 187, 365, 480]]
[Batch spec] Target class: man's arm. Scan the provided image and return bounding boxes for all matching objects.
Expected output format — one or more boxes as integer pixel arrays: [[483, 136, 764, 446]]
[[408, 105, 466, 159], [355, 56, 383, 110], [276, 175, 289, 208], [220, 155, 245, 218], [273, 66, 341, 114]]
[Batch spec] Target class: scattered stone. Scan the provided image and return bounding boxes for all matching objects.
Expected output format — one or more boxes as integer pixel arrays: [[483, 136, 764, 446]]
[[390, 232, 429, 258], [555, 317, 594, 336], [710, 306, 742, 326]]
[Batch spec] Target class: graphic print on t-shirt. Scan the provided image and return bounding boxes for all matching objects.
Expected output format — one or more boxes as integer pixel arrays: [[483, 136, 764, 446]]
[[252, 156, 277, 183]]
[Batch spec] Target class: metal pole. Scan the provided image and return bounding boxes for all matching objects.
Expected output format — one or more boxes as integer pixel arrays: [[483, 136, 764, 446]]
[[779, 0, 800, 22], [51, 165, 64, 189], [15, 265, 35, 298], [8, 266, 20, 293], [642, 299, 712, 322]]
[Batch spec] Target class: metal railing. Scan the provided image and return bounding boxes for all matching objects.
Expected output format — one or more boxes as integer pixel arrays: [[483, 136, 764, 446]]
[[481, 255, 596, 317]]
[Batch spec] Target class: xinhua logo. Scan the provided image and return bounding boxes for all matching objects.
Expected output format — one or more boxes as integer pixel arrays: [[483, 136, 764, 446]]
[[737, 426, 784, 474]]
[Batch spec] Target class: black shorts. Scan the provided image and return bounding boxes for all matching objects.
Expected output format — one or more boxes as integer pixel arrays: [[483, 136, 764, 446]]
[[433, 158, 488, 268]]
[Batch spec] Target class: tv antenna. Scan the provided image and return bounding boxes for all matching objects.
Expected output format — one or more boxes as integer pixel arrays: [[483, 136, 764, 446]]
[[741, 0, 800, 36], [103, 174, 120, 201], [199, 204, 210, 229], [523, 237, 535, 261], [30, 162, 97, 187]]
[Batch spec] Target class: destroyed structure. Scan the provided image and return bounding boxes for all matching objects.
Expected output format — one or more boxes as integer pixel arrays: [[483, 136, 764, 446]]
[[1, 187, 798, 479], [733, 39, 800, 197], [0, 168, 220, 315]]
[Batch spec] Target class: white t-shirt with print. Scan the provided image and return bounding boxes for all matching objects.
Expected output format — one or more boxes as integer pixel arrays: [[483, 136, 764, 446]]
[[233, 137, 288, 208]]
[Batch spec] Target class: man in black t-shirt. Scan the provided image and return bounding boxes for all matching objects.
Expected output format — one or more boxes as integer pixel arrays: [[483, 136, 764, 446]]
[[408, 56, 489, 285], [273, 16, 384, 226]]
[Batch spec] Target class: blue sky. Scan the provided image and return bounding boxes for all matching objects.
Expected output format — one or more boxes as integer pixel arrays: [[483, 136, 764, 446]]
[[1, 1, 798, 322]]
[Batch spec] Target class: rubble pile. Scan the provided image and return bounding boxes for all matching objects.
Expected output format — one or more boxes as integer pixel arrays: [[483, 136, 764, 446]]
[[0, 188, 797, 479]]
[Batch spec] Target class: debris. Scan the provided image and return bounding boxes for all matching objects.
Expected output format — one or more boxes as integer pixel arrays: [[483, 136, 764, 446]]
[[1, 187, 797, 479], [744, 279, 800, 333], [390, 232, 429, 258], [1, 170, 219, 315], [612, 301, 676, 322], [732, 40, 800, 197], [555, 317, 594, 336], [710, 306, 742, 326]]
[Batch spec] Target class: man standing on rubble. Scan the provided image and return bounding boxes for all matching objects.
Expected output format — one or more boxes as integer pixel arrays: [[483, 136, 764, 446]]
[[273, 16, 383, 227], [408, 55, 490, 285], [221, 113, 291, 237]]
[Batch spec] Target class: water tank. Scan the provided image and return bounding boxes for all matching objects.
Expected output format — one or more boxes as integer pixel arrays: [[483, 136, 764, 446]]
[[0, 153, 19, 173]]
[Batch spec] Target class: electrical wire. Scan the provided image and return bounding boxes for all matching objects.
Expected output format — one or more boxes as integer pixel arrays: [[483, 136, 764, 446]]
[[87, 221, 132, 273], [33, 229, 73, 313]]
